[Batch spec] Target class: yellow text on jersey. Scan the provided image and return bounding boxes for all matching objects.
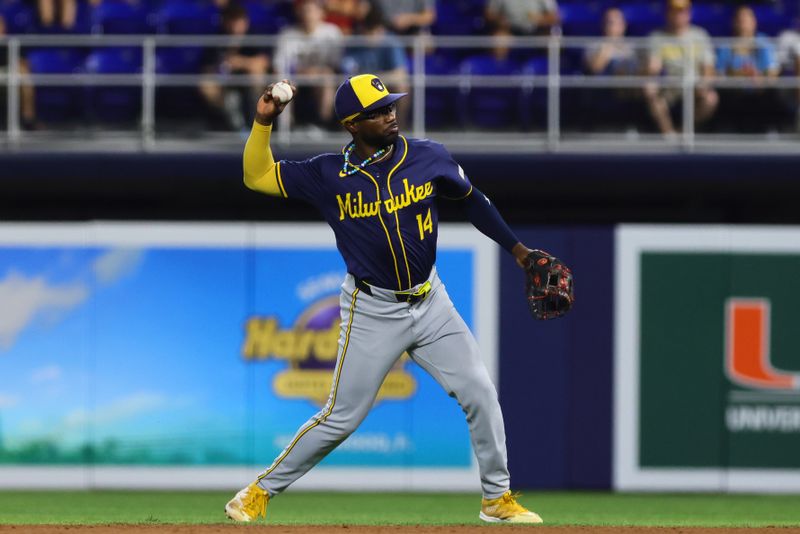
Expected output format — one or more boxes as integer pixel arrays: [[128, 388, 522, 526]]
[[337, 179, 434, 221]]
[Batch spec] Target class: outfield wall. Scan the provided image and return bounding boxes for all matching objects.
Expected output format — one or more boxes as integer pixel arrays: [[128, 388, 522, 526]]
[[2, 222, 798, 492], [1, 152, 799, 492]]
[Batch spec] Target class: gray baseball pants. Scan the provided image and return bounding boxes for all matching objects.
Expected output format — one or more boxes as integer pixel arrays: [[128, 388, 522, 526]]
[[255, 267, 510, 499]]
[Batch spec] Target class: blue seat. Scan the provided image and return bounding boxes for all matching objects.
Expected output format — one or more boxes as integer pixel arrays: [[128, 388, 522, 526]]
[[420, 51, 460, 129], [242, 0, 291, 35], [458, 54, 521, 129], [86, 47, 142, 73], [32, 0, 91, 33], [155, 46, 204, 74], [84, 47, 142, 123], [432, 0, 485, 35], [690, 3, 733, 37], [751, 4, 787, 37], [154, 46, 205, 120], [618, 2, 662, 37], [26, 48, 85, 73], [71, 0, 93, 33], [519, 57, 547, 130], [26, 48, 86, 123], [0, 0, 35, 34], [90, 0, 148, 34], [154, 0, 220, 34], [558, 1, 604, 36]]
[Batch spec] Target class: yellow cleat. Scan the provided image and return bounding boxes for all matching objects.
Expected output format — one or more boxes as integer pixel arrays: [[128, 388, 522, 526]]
[[224, 482, 269, 522], [479, 491, 543, 524]]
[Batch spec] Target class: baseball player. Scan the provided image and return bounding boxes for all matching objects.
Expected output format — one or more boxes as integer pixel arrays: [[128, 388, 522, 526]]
[[225, 74, 543, 524]]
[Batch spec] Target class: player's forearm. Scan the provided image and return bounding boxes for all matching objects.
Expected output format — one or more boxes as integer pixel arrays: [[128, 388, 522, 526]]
[[242, 122, 282, 196], [462, 187, 519, 253]]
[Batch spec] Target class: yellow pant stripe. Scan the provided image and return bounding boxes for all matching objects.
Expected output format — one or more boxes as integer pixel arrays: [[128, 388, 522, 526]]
[[256, 288, 360, 482]]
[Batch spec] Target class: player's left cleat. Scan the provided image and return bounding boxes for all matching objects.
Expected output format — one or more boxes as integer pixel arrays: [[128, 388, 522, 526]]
[[479, 490, 543, 524], [224, 482, 269, 522]]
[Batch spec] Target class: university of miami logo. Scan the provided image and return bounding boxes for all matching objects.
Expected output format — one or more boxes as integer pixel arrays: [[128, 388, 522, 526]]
[[241, 295, 416, 405], [725, 298, 800, 391]]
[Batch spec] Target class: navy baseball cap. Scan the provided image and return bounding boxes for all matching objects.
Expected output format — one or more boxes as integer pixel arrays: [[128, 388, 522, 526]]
[[335, 74, 407, 123]]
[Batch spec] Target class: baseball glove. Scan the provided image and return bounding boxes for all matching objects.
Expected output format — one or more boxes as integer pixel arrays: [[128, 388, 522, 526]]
[[524, 249, 574, 320]]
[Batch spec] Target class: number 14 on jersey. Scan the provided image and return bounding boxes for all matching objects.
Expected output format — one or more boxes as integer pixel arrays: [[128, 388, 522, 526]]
[[416, 208, 432, 240]]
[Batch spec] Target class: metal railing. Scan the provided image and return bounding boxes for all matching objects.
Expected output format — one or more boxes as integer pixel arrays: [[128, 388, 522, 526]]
[[1, 33, 799, 153]]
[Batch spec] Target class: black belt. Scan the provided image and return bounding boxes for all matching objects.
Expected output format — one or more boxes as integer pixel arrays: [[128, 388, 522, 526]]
[[352, 275, 432, 304]]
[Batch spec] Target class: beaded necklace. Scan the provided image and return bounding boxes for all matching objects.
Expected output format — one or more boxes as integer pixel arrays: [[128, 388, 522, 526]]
[[341, 142, 393, 176]]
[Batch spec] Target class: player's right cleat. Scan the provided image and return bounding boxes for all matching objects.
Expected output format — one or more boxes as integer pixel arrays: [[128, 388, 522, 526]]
[[224, 482, 269, 522], [479, 491, 543, 523]]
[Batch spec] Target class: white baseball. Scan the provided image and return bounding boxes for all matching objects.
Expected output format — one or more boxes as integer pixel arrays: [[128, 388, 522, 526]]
[[271, 82, 293, 104]]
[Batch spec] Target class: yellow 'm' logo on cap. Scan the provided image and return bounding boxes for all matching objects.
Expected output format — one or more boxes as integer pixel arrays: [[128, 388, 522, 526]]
[[350, 74, 389, 109]]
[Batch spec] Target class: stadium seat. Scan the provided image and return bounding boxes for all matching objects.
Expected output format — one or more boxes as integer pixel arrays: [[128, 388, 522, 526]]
[[690, 3, 733, 36], [154, 0, 220, 35], [457, 54, 521, 129], [30, 0, 92, 33], [432, 0, 485, 35], [84, 47, 142, 123], [26, 48, 86, 123], [154, 46, 206, 121], [242, 0, 291, 35], [90, 0, 148, 34], [71, 0, 93, 33], [26, 47, 85, 73], [419, 51, 460, 129], [751, 4, 787, 37], [155, 46, 205, 74], [519, 57, 547, 131], [558, 1, 604, 36], [0, 0, 34, 34], [618, 2, 662, 37]]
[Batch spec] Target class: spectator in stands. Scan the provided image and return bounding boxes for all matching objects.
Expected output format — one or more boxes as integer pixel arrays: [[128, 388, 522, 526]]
[[643, 0, 718, 136], [584, 7, 637, 76], [341, 4, 409, 122], [36, 0, 77, 31], [274, 0, 343, 127], [715, 5, 780, 132], [324, 0, 370, 34], [373, 0, 435, 35], [582, 7, 641, 130], [199, 3, 270, 131], [485, 0, 560, 36], [777, 18, 800, 129], [0, 15, 38, 129], [717, 6, 778, 80]]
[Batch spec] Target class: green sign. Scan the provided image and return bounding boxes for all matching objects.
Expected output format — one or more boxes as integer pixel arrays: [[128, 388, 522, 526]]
[[640, 253, 800, 469], [616, 226, 800, 492]]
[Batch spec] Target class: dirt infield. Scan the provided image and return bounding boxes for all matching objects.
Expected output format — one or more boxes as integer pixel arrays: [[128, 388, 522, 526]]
[[3, 526, 800, 533]]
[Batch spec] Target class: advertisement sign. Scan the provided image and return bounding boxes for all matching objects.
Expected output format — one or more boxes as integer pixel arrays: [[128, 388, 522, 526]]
[[615, 226, 800, 492], [0, 222, 497, 489]]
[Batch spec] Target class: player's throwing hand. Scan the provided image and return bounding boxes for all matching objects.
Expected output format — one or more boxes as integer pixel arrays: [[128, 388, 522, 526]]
[[255, 80, 297, 126]]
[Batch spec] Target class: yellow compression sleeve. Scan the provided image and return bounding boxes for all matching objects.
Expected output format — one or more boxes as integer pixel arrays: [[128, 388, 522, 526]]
[[242, 122, 284, 197]]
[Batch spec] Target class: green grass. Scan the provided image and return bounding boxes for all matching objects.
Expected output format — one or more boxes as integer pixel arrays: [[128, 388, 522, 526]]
[[0, 491, 799, 526]]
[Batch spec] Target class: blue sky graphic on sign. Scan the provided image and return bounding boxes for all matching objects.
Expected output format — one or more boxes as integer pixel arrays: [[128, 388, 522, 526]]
[[0, 242, 474, 468]]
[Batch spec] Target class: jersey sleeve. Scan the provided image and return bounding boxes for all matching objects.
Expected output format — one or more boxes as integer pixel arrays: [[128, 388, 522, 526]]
[[430, 142, 473, 201], [276, 156, 325, 205]]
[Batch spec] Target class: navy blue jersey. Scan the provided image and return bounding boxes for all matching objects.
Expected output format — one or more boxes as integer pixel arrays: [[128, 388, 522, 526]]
[[276, 135, 473, 291]]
